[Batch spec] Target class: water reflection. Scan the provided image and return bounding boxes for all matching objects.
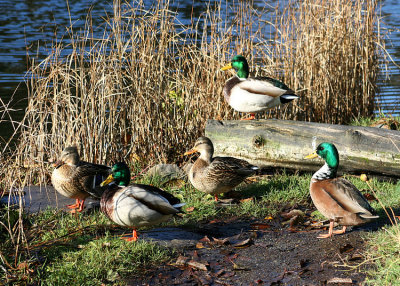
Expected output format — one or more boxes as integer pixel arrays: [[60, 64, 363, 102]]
[[0, 0, 399, 142]]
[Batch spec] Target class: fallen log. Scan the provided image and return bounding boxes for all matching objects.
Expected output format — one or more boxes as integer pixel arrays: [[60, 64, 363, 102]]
[[205, 119, 400, 178]]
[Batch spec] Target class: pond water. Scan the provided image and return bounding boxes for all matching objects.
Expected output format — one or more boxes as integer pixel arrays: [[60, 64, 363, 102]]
[[0, 0, 399, 143]]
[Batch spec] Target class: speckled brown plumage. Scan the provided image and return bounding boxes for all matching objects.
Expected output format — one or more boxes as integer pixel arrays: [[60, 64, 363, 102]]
[[51, 146, 110, 212], [185, 136, 258, 200]]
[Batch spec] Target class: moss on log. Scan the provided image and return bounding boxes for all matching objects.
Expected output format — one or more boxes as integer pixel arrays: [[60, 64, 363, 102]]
[[205, 119, 400, 178]]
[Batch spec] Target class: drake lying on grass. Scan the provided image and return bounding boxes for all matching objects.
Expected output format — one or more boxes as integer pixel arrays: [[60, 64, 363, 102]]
[[100, 162, 185, 242], [305, 142, 378, 238]]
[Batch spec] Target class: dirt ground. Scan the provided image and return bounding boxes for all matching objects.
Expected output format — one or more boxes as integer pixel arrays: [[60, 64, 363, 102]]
[[128, 217, 378, 286]]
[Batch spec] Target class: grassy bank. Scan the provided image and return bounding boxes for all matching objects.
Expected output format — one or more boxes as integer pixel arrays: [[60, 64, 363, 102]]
[[0, 0, 393, 283], [1, 171, 398, 284]]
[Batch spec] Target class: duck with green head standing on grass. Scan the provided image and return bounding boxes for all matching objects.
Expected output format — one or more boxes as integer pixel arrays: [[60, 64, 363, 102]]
[[305, 142, 378, 238], [221, 55, 299, 120], [100, 162, 185, 242]]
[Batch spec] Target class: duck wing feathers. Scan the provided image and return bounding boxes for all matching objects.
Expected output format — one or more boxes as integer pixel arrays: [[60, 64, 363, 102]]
[[74, 162, 110, 198], [237, 77, 295, 97], [210, 157, 258, 177], [123, 184, 182, 215], [320, 178, 377, 216], [75, 161, 111, 177]]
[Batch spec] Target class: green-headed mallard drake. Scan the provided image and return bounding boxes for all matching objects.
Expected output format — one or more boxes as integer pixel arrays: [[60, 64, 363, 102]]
[[221, 55, 299, 120], [51, 146, 110, 213], [305, 142, 378, 238], [100, 162, 185, 242], [184, 136, 259, 201]]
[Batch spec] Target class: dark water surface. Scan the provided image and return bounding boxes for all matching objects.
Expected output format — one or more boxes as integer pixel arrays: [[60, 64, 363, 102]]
[[0, 0, 399, 142]]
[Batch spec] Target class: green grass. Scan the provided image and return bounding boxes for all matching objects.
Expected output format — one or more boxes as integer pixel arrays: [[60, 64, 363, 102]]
[[38, 236, 170, 285], [2, 172, 399, 285], [364, 181, 400, 285], [2, 208, 171, 285]]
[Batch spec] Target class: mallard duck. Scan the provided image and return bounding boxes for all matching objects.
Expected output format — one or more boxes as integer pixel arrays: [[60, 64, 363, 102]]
[[184, 136, 259, 201], [51, 146, 110, 213], [221, 55, 299, 120], [305, 142, 378, 238], [100, 162, 185, 242]]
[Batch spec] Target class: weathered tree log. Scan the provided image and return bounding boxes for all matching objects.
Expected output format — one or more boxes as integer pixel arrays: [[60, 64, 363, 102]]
[[205, 119, 400, 178]]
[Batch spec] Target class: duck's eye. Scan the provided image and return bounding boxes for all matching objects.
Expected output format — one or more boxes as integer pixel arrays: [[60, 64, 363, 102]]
[[317, 146, 324, 151]]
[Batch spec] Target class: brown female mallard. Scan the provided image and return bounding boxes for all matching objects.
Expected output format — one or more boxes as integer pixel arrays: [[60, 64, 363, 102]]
[[184, 136, 259, 201], [305, 142, 378, 238], [100, 162, 185, 241], [51, 146, 110, 213]]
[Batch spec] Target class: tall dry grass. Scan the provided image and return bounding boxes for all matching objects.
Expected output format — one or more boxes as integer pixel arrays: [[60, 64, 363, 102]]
[[0, 0, 387, 270]]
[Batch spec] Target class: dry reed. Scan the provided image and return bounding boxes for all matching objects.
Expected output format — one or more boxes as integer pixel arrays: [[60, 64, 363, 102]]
[[0, 0, 387, 272]]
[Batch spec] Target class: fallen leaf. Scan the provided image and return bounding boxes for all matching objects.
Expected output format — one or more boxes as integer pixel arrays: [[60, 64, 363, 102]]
[[185, 206, 195, 212], [188, 260, 209, 271], [193, 272, 213, 284], [327, 277, 353, 284], [212, 237, 230, 245], [233, 262, 250, 271], [196, 242, 205, 249], [176, 255, 189, 266], [349, 253, 363, 261], [250, 223, 271, 230], [363, 192, 377, 201], [175, 256, 209, 271], [215, 269, 225, 277], [199, 236, 211, 243], [240, 197, 253, 203], [281, 209, 305, 219], [233, 238, 253, 248], [282, 214, 304, 229], [339, 243, 354, 254]]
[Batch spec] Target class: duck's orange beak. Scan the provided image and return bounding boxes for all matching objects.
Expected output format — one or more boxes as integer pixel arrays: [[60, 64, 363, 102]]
[[53, 160, 64, 168], [184, 148, 197, 156]]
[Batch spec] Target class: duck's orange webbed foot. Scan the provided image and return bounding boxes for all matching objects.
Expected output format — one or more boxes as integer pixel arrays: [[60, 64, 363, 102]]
[[66, 199, 80, 209], [240, 113, 256, 120], [317, 220, 334, 239], [333, 226, 347, 235], [121, 229, 138, 242], [68, 199, 85, 213]]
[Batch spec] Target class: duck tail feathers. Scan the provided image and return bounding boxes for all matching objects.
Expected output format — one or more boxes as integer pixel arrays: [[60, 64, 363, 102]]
[[173, 202, 186, 209], [280, 94, 299, 103], [359, 213, 379, 219]]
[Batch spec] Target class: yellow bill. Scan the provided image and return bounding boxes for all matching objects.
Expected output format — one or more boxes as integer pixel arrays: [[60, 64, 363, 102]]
[[304, 152, 319, 159], [100, 174, 115, 187], [220, 62, 232, 71]]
